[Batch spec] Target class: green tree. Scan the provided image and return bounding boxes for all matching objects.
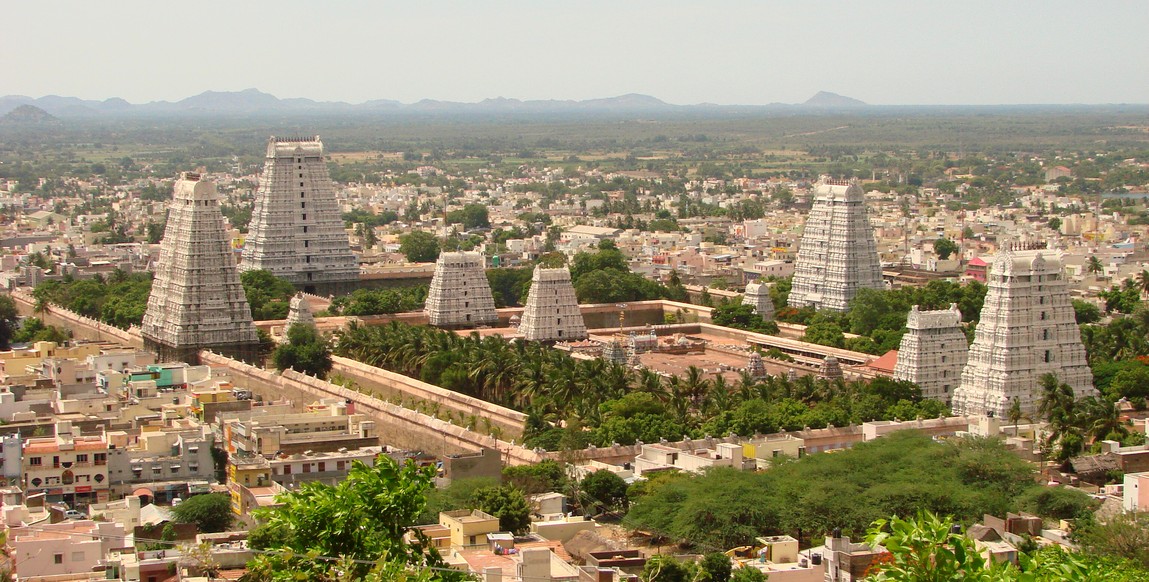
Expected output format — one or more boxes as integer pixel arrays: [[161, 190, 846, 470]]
[[272, 324, 333, 379], [245, 458, 466, 581], [1047, 217, 1062, 231], [1087, 255, 1104, 278], [445, 204, 490, 229], [932, 237, 959, 260], [240, 270, 296, 321], [170, 493, 233, 533], [700, 552, 733, 582], [1072, 299, 1102, 324], [471, 485, 531, 535], [0, 295, 22, 350], [580, 470, 630, 513], [399, 231, 441, 263]]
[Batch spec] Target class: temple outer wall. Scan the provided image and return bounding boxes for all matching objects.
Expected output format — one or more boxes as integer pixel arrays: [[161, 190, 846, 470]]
[[9, 291, 143, 349], [329, 356, 527, 440], [199, 351, 542, 465]]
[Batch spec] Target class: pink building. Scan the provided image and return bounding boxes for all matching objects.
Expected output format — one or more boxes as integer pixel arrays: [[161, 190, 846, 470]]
[[1124, 472, 1149, 512], [9, 520, 126, 579]]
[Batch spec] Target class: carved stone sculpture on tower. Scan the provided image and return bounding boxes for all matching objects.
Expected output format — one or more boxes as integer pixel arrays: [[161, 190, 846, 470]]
[[742, 281, 775, 321], [893, 304, 967, 407], [142, 173, 260, 364], [241, 136, 358, 295], [952, 248, 1095, 419], [425, 251, 498, 328], [788, 179, 884, 312], [518, 266, 587, 342]]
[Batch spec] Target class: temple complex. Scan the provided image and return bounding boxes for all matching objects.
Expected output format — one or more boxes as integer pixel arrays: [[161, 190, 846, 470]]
[[240, 136, 359, 295], [742, 281, 775, 321], [952, 248, 1095, 418], [893, 304, 968, 407], [141, 173, 260, 364], [424, 252, 498, 328], [518, 266, 587, 342], [788, 179, 884, 311]]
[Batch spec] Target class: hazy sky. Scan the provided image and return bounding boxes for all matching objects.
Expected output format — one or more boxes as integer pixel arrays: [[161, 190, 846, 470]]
[[4, 1, 1147, 105]]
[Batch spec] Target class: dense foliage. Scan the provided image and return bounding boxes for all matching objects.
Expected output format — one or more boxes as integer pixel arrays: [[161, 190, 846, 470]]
[[399, 231, 441, 263], [335, 321, 945, 450], [170, 493, 233, 533], [866, 511, 1149, 581], [0, 295, 20, 349], [239, 270, 296, 321], [32, 271, 153, 329], [328, 286, 427, 316], [779, 280, 987, 355], [624, 433, 1043, 549], [246, 458, 468, 581], [10, 317, 70, 345], [272, 324, 333, 379]]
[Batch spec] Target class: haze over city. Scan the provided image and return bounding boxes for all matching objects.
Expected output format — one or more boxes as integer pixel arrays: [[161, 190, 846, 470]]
[[3, 0, 1148, 106]]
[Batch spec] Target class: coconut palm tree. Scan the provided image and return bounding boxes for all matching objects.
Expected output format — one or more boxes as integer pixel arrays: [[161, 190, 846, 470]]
[[1087, 255, 1104, 280]]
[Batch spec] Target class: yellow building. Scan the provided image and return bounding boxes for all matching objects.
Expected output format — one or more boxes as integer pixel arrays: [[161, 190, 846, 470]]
[[439, 509, 500, 548], [227, 456, 273, 515], [0, 341, 101, 378]]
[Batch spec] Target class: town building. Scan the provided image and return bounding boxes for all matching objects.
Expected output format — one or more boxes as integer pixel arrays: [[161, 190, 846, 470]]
[[221, 400, 378, 457], [241, 136, 359, 294], [141, 173, 260, 364], [788, 179, 883, 312], [518, 266, 587, 342], [425, 251, 498, 328], [953, 248, 1095, 419], [8, 520, 125, 580], [893, 304, 968, 407], [21, 421, 110, 508]]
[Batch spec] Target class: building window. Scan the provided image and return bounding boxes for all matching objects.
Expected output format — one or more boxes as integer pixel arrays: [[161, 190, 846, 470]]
[[1044, 350, 1052, 363], [76, 454, 88, 464], [29, 457, 41, 466], [318, 462, 325, 472], [94, 453, 106, 465], [54, 554, 63, 565], [283, 465, 291, 475], [1040, 312, 1046, 320]]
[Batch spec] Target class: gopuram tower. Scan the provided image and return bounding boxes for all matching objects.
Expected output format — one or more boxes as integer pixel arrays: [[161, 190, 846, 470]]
[[952, 247, 1095, 419], [241, 136, 359, 295], [893, 304, 968, 407], [518, 266, 587, 342], [142, 173, 260, 364], [788, 179, 884, 312], [425, 251, 498, 328], [742, 280, 775, 322]]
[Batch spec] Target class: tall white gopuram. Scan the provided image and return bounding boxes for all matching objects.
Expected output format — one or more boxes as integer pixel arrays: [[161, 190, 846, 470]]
[[425, 251, 498, 328], [518, 266, 587, 342], [241, 136, 358, 295], [742, 280, 775, 321], [142, 173, 260, 364], [952, 248, 1095, 419], [893, 304, 968, 407], [788, 179, 884, 312]]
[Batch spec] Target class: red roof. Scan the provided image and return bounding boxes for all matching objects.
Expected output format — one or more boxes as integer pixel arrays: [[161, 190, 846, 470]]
[[867, 350, 899, 374], [967, 257, 987, 267]]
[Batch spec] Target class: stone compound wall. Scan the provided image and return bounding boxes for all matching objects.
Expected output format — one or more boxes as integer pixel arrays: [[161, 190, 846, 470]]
[[199, 351, 542, 466], [329, 356, 527, 440], [9, 290, 143, 349]]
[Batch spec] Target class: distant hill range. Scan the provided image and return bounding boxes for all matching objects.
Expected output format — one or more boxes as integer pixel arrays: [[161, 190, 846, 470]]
[[803, 91, 866, 107], [0, 104, 59, 124], [0, 89, 877, 118]]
